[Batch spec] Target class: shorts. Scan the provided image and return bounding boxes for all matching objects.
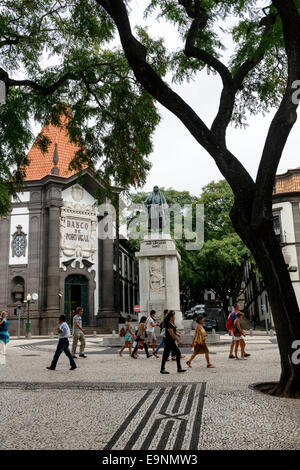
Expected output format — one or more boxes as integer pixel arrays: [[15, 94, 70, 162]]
[[146, 331, 156, 342], [194, 342, 209, 355], [232, 336, 244, 342]]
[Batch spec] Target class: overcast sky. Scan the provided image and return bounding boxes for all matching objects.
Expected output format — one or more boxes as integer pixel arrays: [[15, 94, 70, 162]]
[[126, 0, 300, 197]]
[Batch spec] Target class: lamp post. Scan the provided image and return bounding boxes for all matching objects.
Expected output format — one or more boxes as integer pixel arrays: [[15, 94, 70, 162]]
[[25, 292, 38, 339], [25, 294, 32, 339]]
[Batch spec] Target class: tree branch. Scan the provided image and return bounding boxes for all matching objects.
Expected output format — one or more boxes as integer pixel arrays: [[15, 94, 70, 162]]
[[251, 0, 300, 228], [96, 0, 255, 195]]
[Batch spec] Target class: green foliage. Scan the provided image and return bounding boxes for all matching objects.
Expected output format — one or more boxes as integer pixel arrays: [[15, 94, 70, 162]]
[[145, 0, 299, 127], [0, 0, 162, 213]]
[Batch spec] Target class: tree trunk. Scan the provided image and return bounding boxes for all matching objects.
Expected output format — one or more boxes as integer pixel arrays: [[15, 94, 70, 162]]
[[231, 200, 300, 398]]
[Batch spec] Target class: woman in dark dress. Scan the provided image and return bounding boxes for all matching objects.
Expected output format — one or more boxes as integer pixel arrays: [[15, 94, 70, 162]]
[[160, 311, 186, 374]]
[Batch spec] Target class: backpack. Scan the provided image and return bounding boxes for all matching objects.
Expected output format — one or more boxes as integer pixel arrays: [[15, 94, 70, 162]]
[[226, 313, 234, 331]]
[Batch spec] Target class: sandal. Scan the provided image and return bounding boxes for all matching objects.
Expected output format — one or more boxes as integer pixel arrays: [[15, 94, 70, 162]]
[[186, 361, 192, 369], [207, 364, 215, 368], [160, 370, 170, 374]]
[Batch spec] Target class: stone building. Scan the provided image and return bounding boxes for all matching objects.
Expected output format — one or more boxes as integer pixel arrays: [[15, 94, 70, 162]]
[[0, 118, 138, 335]]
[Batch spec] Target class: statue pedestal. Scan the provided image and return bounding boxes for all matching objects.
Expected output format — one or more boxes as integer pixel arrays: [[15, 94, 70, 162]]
[[135, 234, 183, 329]]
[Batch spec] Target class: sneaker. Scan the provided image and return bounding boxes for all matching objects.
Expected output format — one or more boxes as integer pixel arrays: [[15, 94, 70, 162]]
[[131, 355, 137, 359], [147, 354, 152, 358], [70, 366, 77, 370], [46, 366, 55, 370], [153, 353, 159, 358], [244, 353, 251, 357], [177, 369, 186, 373], [79, 354, 87, 358]]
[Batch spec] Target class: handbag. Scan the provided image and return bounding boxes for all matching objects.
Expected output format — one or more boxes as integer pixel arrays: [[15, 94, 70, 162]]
[[119, 326, 126, 337], [160, 328, 166, 338], [138, 339, 144, 350]]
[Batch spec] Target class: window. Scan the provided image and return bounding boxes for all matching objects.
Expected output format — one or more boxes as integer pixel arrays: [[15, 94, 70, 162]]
[[273, 215, 281, 243], [11, 225, 27, 258]]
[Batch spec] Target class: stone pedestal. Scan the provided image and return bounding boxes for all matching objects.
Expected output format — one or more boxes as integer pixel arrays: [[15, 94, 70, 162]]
[[136, 234, 183, 329]]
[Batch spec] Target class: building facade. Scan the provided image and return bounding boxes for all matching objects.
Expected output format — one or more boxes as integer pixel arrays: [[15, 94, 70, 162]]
[[242, 166, 300, 327], [0, 119, 138, 335]]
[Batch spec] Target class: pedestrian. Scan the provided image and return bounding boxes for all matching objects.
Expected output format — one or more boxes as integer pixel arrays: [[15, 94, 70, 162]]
[[155, 309, 169, 356], [250, 313, 257, 330], [71, 307, 87, 358], [171, 318, 185, 361], [47, 315, 77, 370], [227, 304, 250, 359], [119, 315, 134, 356], [160, 310, 186, 374], [146, 310, 160, 358], [0, 311, 9, 358], [186, 316, 215, 369], [131, 316, 152, 359], [233, 312, 247, 360]]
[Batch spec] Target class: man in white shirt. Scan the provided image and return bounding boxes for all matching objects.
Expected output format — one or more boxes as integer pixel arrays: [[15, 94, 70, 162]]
[[47, 315, 77, 370], [146, 310, 159, 358]]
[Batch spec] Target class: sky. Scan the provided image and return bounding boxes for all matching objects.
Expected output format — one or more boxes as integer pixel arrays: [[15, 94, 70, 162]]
[[125, 0, 300, 197]]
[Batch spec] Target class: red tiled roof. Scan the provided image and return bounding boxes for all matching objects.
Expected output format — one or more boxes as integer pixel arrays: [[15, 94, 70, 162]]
[[25, 116, 80, 181]]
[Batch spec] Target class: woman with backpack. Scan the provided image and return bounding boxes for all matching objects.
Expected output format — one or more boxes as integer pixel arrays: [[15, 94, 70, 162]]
[[131, 316, 152, 359], [119, 315, 134, 357], [186, 315, 215, 369]]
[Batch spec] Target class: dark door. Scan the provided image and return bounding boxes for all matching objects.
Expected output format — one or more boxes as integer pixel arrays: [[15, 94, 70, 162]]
[[64, 275, 89, 326]]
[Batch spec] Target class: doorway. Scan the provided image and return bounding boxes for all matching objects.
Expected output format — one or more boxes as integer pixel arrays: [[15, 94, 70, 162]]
[[64, 275, 89, 326]]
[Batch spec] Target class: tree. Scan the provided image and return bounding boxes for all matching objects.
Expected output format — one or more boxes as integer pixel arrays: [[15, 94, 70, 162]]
[[0, 0, 162, 213], [95, 0, 300, 397]]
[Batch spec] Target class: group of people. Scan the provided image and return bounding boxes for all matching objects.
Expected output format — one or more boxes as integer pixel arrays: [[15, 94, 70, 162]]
[[227, 303, 251, 360], [119, 309, 215, 373], [1, 303, 249, 371]]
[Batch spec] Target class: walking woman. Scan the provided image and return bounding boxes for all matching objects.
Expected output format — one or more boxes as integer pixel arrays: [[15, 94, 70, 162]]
[[119, 315, 134, 356], [161, 311, 186, 374], [233, 312, 246, 360], [131, 316, 152, 358], [0, 311, 10, 357], [186, 316, 215, 368]]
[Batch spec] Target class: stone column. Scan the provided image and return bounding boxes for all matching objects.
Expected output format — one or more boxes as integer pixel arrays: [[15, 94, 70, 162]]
[[97, 235, 119, 331], [0, 216, 10, 310], [45, 186, 63, 333]]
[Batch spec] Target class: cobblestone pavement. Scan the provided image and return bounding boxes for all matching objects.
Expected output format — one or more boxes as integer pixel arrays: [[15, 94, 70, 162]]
[[0, 335, 300, 450]]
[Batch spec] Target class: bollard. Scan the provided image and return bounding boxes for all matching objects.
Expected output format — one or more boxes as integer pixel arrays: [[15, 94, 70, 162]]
[[250, 329, 253, 336], [112, 330, 116, 337], [93, 331, 97, 337], [50, 332, 54, 339], [212, 328, 216, 335], [269, 329, 274, 337]]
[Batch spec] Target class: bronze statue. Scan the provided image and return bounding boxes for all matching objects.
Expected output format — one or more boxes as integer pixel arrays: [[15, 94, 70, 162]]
[[144, 186, 168, 232]]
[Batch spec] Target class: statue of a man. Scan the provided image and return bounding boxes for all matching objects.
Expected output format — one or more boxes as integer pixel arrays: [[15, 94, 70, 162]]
[[144, 186, 168, 232]]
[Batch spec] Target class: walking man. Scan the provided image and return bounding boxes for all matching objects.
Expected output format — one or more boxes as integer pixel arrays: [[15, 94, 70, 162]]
[[72, 307, 87, 358], [47, 315, 77, 371]]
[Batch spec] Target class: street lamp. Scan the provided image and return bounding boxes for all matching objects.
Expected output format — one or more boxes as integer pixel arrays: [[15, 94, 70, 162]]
[[25, 293, 38, 339]]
